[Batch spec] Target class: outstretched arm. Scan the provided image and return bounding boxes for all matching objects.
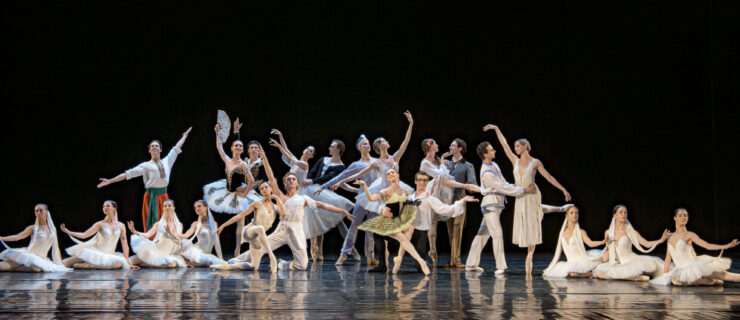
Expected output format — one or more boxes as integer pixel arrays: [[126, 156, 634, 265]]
[[689, 232, 740, 251], [581, 230, 607, 248], [354, 179, 382, 202], [0, 225, 34, 242], [637, 229, 670, 248], [535, 160, 571, 202], [215, 123, 231, 163], [483, 124, 517, 166], [258, 145, 285, 201], [315, 201, 354, 221], [331, 161, 378, 190], [97, 173, 128, 189], [60, 222, 101, 240], [392, 110, 414, 162], [127, 221, 157, 239], [181, 222, 198, 239], [217, 203, 257, 234], [175, 127, 193, 150]]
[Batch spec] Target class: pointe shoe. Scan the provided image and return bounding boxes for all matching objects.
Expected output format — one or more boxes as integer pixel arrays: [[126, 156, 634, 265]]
[[392, 256, 403, 275], [335, 254, 348, 266], [420, 262, 430, 276], [428, 250, 438, 267]]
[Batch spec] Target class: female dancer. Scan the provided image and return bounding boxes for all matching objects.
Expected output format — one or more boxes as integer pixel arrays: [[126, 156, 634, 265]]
[[419, 138, 479, 266], [204, 120, 257, 257], [0, 204, 70, 272], [543, 206, 606, 278], [354, 167, 430, 275], [179, 200, 225, 267], [268, 130, 356, 262], [212, 182, 283, 272], [319, 134, 379, 265], [128, 199, 189, 268], [594, 205, 669, 281], [60, 200, 136, 269], [484, 124, 571, 274], [650, 208, 740, 286]]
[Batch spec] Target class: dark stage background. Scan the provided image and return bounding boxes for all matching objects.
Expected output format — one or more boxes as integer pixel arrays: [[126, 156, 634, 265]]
[[3, 2, 739, 258]]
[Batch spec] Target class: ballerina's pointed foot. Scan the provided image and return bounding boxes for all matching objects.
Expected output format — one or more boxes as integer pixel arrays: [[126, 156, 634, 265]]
[[392, 256, 403, 275], [270, 260, 278, 273], [335, 254, 347, 266], [421, 262, 430, 276]]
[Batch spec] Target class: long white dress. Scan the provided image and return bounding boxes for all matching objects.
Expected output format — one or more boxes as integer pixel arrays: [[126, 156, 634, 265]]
[[650, 239, 732, 285], [130, 215, 187, 268], [512, 159, 544, 247], [595, 236, 664, 279], [66, 227, 130, 269], [543, 221, 603, 277], [180, 223, 225, 266], [0, 229, 71, 272]]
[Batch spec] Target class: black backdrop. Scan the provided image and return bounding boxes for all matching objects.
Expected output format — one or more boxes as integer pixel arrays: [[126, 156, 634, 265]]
[[3, 2, 739, 257]]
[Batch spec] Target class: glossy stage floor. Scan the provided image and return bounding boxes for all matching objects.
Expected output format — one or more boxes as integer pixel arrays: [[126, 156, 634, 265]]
[[1, 254, 739, 319]]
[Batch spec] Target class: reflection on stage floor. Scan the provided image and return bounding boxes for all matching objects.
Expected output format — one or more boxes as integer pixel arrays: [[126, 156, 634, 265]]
[[1, 254, 739, 319]]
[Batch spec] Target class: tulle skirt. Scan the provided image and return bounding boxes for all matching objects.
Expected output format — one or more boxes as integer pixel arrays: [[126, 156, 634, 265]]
[[203, 179, 261, 214], [180, 242, 225, 265], [544, 252, 602, 278], [358, 205, 416, 236], [354, 179, 413, 215], [130, 234, 187, 268], [301, 184, 353, 238], [0, 248, 71, 272], [595, 255, 664, 279], [66, 243, 129, 269], [651, 256, 731, 285]]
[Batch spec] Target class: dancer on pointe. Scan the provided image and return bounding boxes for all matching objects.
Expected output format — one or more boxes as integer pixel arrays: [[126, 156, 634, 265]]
[[60, 200, 137, 270], [355, 167, 431, 275], [484, 124, 571, 274], [319, 134, 379, 265], [418, 138, 479, 267], [594, 205, 669, 281], [244, 146, 351, 271], [543, 206, 606, 278], [268, 130, 358, 262], [127, 199, 189, 268], [204, 119, 257, 257], [97, 127, 192, 232], [650, 208, 740, 286], [329, 110, 414, 271], [398, 171, 478, 274], [465, 142, 536, 275], [212, 182, 283, 272], [0, 204, 70, 272], [179, 200, 225, 267]]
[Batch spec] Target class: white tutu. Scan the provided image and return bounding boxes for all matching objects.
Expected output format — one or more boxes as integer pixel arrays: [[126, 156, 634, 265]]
[[301, 184, 354, 239], [66, 245, 128, 269], [130, 234, 187, 268], [595, 255, 664, 279], [180, 242, 225, 265], [0, 248, 71, 272], [203, 179, 261, 214], [545, 259, 602, 278]]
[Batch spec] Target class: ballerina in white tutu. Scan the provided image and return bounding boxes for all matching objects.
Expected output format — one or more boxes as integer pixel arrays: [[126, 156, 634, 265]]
[[60, 200, 137, 270], [594, 205, 670, 281], [484, 124, 572, 274], [128, 199, 189, 268], [204, 118, 258, 257], [0, 204, 70, 272], [212, 182, 284, 272], [650, 208, 740, 286], [543, 206, 606, 278], [179, 200, 225, 267]]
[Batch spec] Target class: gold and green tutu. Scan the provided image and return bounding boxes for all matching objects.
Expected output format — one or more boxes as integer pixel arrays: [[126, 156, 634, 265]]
[[358, 193, 416, 236]]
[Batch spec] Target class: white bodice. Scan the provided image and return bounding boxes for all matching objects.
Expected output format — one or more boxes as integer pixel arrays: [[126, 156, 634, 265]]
[[95, 227, 122, 253], [667, 239, 695, 268], [291, 163, 308, 183], [252, 201, 277, 229], [28, 230, 53, 257], [613, 236, 640, 264], [514, 159, 537, 187], [195, 225, 214, 252], [561, 234, 582, 260]]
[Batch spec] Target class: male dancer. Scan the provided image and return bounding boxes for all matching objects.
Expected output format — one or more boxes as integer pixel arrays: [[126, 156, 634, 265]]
[[465, 141, 536, 274], [97, 127, 192, 232], [443, 138, 477, 268]]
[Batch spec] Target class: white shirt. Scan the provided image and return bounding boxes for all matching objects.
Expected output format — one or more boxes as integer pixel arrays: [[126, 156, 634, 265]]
[[280, 194, 317, 249], [480, 161, 525, 211], [409, 192, 466, 231], [125, 147, 182, 189]]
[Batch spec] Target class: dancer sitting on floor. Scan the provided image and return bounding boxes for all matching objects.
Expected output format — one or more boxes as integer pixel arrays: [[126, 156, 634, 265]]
[[594, 205, 669, 281], [650, 208, 740, 286], [0, 204, 70, 272], [128, 199, 189, 268], [179, 200, 225, 267], [212, 182, 284, 272], [60, 200, 137, 270], [543, 206, 606, 278]]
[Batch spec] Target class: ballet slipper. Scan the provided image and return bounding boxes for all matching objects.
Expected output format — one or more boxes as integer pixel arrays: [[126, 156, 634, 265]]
[[420, 262, 430, 276], [392, 256, 403, 275], [335, 254, 347, 266]]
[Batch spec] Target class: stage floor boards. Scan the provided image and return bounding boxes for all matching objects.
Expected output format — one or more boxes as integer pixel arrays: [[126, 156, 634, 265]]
[[1, 254, 739, 319]]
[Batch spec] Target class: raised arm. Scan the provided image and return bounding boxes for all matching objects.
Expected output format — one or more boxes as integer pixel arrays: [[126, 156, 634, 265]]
[[60, 222, 102, 240], [331, 161, 379, 190], [354, 179, 382, 202], [688, 232, 740, 251], [175, 127, 193, 150], [581, 229, 607, 248], [0, 225, 34, 242], [127, 221, 157, 240], [392, 110, 414, 162], [217, 202, 258, 234], [483, 124, 517, 166], [270, 129, 298, 161], [258, 146, 285, 201], [535, 160, 571, 202], [215, 123, 231, 163], [636, 229, 670, 248]]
